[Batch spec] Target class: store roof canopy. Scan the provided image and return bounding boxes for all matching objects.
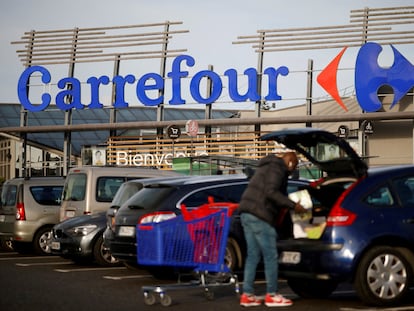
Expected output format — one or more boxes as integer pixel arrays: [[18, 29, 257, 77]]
[[0, 103, 237, 156]]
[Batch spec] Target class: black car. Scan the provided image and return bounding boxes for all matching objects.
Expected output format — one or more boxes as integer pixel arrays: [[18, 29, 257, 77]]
[[103, 174, 309, 272]]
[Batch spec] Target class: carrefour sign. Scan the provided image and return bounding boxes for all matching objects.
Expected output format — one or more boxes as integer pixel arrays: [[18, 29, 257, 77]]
[[17, 42, 414, 113], [17, 54, 288, 112], [318, 42, 414, 112]]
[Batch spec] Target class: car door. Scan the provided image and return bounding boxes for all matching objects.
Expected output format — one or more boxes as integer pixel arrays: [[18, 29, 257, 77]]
[[390, 175, 414, 241]]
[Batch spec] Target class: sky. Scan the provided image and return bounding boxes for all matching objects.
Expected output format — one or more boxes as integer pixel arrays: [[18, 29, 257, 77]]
[[1, 0, 413, 111]]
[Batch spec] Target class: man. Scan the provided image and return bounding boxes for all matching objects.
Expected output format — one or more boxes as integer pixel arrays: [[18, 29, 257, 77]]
[[239, 151, 306, 307]]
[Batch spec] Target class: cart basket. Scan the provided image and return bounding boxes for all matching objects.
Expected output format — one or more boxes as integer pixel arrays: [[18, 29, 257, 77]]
[[137, 207, 233, 273]]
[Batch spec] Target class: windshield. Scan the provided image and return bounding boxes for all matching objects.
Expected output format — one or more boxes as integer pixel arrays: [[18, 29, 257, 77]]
[[62, 173, 86, 201]]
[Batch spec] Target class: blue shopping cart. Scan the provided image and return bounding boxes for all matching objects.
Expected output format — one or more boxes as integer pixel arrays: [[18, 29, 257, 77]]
[[137, 200, 239, 306]]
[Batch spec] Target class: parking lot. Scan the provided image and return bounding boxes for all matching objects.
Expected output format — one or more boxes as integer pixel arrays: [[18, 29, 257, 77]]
[[2, 250, 414, 311]]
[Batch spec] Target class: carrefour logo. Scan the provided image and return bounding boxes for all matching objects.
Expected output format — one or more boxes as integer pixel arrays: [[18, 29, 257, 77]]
[[17, 42, 414, 113], [317, 42, 414, 112]]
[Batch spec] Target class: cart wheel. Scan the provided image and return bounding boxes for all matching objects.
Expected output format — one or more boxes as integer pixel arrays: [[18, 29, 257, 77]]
[[143, 292, 156, 306], [204, 290, 214, 301], [159, 294, 172, 307]]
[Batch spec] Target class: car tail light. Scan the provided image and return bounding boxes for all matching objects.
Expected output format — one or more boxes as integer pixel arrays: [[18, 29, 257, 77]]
[[326, 206, 357, 226], [326, 179, 361, 227], [309, 177, 326, 188], [138, 211, 176, 224], [15, 202, 26, 221]]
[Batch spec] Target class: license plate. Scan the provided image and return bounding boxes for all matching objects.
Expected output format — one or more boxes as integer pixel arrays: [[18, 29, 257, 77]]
[[0, 215, 5, 222], [279, 251, 301, 264], [51, 241, 60, 250], [118, 226, 135, 237], [65, 211, 76, 218]]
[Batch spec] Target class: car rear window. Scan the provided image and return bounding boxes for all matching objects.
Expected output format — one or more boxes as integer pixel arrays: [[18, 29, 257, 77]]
[[122, 185, 175, 210], [181, 183, 247, 208], [30, 186, 63, 206], [1, 184, 17, 206]]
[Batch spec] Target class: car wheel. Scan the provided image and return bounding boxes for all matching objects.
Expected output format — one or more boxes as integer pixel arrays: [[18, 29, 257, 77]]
[[0, 239, 14, 252], [225, 238, 239, 271], [354, 246, 414, 306], [287, 278, 338, 298], [93, 235, 120, 266], [33, 227, 53, 255]]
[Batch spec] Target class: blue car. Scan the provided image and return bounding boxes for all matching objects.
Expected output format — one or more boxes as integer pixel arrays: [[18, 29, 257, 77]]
[[262, 128, 414, 306]]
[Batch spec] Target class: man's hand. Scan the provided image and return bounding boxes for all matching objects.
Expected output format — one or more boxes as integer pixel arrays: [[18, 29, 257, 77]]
[[294, 202, 308, 214]]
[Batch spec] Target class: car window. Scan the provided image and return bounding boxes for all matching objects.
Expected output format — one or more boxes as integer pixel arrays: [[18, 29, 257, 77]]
[[111, 182, 143, 207], [96, 177, 126, 202], [313, 142, 350, 162], [122, 186, 174, 210], [393, 177, 414, 206], [1, 184, 17, 206], [181, 183, 247, 208], [364, 185, 394, 206], [30, 186, 63, 206]]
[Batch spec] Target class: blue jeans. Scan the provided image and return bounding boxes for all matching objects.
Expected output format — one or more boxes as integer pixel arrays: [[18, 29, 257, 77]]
[[241, 213, 278, 295]]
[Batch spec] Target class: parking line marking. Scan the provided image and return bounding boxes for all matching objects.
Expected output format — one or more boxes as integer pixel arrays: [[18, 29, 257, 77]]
[[341, 307, 414, 311], [103, 274, 152, 280], [16, 261, 72, 267], [55, 266, 126, 273]]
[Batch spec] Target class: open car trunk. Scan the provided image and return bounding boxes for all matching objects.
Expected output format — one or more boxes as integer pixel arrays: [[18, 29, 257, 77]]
[[261, 128, 368, 240]]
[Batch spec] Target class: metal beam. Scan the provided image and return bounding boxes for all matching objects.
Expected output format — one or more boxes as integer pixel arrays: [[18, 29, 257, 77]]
[[2, 111, 414, 134]]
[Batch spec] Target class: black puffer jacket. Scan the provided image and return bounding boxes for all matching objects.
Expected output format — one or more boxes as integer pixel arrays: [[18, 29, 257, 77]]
[[239, 154, 296, 226]]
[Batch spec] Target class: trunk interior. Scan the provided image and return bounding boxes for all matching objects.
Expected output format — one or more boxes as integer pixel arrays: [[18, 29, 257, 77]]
[[287, 179, 356, 239]]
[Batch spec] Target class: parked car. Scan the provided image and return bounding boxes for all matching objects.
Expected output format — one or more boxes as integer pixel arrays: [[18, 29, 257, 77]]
[[261, 128, 414, 306], [0, 177, 65, 254], [51, 176, 186, 266], [103, 174, 309, 273], [60, 166, 181, 221]]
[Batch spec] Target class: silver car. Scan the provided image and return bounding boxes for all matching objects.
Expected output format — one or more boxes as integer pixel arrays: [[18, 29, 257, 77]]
[[0, 177, 64, 254]]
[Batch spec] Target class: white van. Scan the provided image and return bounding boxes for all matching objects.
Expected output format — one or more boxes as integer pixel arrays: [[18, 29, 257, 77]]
[[60, 167, 181, 221]]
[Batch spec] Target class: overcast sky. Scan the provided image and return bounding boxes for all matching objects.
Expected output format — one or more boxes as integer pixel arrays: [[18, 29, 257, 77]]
[[1, 0, 413, 110]]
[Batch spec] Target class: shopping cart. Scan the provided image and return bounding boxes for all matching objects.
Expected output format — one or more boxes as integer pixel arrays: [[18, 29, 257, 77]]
[[137, 200, 239, 306]]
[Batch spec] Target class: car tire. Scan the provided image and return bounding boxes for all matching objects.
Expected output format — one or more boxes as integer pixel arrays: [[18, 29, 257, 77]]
[[354, 246, 414, 306], [93, 235, 120, 266], [225, 238, 240, 271], [0, 239, 14, 252], [287, 278, 338, 299], [33, 227, 53, 255]]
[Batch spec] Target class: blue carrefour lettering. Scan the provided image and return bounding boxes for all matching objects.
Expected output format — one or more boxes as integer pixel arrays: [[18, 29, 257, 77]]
[[264, 66, 289, 100], [87, 76, 110, 109], [355, 42, 414, 112], [136, 73, 164, 106], [168, 55, 194, 105], [56, 77, 83, 110], [18, 66, 51, 112], [224, 68, 259, 102], [17, 55, 290, 112], [113, 75, 135, 108], [190, 70, 222, 104]]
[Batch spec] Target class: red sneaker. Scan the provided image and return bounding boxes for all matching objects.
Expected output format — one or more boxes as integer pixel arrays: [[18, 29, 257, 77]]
[[240, 293, 262, 307], [264, 293, 293, 307]]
